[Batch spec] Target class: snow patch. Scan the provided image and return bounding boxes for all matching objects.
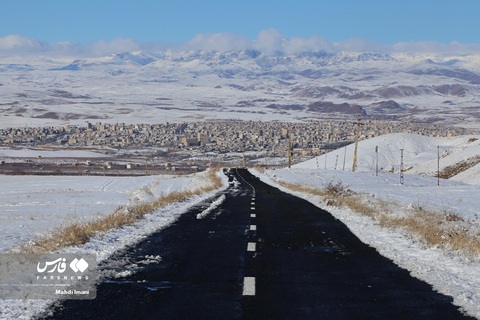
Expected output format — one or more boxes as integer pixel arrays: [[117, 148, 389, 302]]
[[196, 194, 227, 219]]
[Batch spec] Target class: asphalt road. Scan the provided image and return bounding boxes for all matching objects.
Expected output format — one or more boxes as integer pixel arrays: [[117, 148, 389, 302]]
[[39, 168, 473, 320]]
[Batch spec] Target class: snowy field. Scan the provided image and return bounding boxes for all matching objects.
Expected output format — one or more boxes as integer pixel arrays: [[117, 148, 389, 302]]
[[0, 170, 229, 319], [0, 173, 215, 253], [1, 132, 480, 318]]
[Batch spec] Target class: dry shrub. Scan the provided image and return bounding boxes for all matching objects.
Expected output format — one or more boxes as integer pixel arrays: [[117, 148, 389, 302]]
[[279, 179, 373, 217], [324, 180, 353, 198], [21, 168, 223, 253], [338, 195, 378, 219], [445, 212, 463, 222], [380, 206, 480, 256], [254, 166, 266, 174], [277, 180, 327, 197]]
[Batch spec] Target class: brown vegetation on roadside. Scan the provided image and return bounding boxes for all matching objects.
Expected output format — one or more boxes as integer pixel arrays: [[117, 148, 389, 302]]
[[380, 205, 480, 256], [278, 179, 480, 257]]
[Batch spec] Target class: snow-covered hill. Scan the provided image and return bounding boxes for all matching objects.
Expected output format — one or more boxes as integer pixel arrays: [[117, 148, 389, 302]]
[[295, 133, 480, 185], [1, 50, 480, 129]]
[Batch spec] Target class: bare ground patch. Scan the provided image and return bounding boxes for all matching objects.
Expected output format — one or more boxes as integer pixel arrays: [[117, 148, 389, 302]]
[[439, 155, 480, 179]]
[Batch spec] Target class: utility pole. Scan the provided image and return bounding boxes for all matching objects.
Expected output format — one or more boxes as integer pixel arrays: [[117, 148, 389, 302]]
[[400, 149, 404, 185], [352, 118, 364, 172], [375, 145, 379, 176], [437, 145, 440, 186], [287, 133, 292, 168], [242, 143, 246, 168]]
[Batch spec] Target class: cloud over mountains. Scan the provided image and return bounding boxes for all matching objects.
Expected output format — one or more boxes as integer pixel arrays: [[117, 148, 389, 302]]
[[2, 30, 480, 57]]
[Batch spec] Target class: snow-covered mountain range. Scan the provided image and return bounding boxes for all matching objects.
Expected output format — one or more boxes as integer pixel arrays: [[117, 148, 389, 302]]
[[1, 50, 480, 129]]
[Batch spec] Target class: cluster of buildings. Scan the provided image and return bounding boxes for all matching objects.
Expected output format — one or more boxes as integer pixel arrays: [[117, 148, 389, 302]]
[[0, 120, 474, 156]]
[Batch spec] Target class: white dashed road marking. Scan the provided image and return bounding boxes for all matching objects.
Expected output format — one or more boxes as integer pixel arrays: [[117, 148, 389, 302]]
[[243, 277, 256, 296]]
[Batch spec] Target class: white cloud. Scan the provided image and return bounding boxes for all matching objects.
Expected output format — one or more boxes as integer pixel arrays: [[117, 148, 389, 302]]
[[252, 28, 284, 53], [0, 35, 143, 57], [391, 41, 480, 55], [183, 29, 334, 54], [183, 32, 250, 51], [1, 30, 480, 57], [333, 37, 388, 53], [283, 35, 334, 54], [0, 35, 43, 52], [87, 38, 142, 56]]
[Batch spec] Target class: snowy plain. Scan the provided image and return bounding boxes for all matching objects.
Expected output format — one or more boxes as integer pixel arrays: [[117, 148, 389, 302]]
[[1, 132, 480, 318]]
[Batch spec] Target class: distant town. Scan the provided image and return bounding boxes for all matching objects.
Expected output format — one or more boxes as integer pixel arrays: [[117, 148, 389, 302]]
[[0, 119, 476, 157], [0, 118, 477, 176]]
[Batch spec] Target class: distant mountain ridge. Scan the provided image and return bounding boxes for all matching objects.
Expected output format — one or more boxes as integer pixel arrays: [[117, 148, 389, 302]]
[[50, 50, 396, 69], [1, 49, 480, 129]]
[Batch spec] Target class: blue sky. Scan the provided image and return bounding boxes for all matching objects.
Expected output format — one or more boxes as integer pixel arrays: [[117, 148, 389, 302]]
[[1, 0, 479, 55]]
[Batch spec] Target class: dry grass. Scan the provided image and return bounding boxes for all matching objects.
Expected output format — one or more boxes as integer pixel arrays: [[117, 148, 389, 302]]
[[285, 179, 377, 217], [278, 179, 480, 257], [253, 166, 266, 174], [277, 180, 328, 197], [20, 168, 223, 253], [337, 196, 378, 219], [380, 206, 480, 256]]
